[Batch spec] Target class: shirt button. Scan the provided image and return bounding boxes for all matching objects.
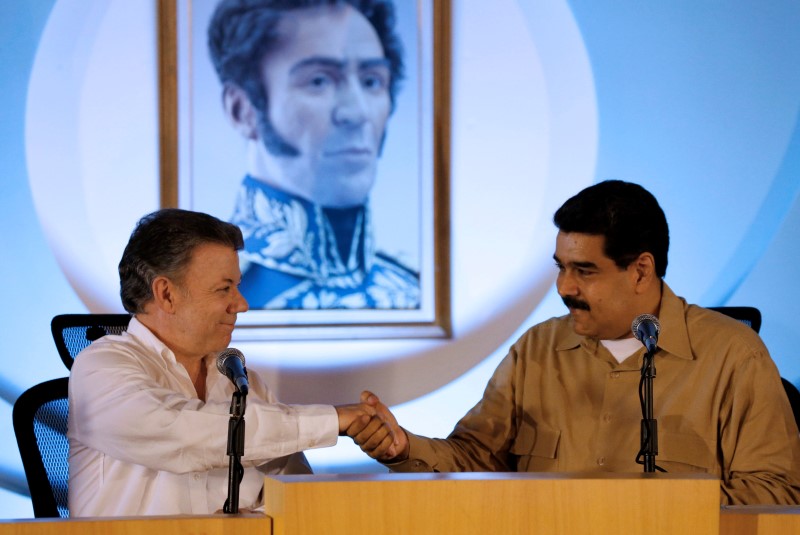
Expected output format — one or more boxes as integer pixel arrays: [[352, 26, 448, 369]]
[[610, 371, 620, 379], [602, 413, 612, 423], [194, 474, 200, 481], [597, 457, 606, 466]]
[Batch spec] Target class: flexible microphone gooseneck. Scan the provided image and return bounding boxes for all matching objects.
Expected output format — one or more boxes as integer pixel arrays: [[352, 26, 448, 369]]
[[630, 313, 665, 473], [217, 348, 248, 514]]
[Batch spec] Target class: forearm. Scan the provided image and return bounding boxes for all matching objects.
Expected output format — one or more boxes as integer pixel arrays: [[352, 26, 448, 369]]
[[386, 430, 512, 473], [722, 472, 800, 505], [70, 362, 337, 473]]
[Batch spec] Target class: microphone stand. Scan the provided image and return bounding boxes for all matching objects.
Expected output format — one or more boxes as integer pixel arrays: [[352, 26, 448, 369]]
[[640, 349, 658, 472], [223, 390, 246, 513]]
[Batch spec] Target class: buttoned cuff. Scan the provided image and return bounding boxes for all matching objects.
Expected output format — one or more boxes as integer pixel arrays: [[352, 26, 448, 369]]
[[382, 431, 435, 472], [296, 404, 339, 450]]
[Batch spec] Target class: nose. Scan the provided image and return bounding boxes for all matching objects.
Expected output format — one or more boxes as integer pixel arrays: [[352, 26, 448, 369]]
[[332, 77, 368, 127], [229, 287, 249, 314], [556, 270, 578, 298]]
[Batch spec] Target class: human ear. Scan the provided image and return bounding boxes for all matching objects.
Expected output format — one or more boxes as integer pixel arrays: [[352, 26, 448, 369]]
[[151, 276, 177, 313], [222, 84, 259, 140], [632, 252, 656, 290]]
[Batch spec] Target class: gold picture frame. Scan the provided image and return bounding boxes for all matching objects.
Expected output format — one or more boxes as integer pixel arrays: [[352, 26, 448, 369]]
[[158, 0, 450, 340]]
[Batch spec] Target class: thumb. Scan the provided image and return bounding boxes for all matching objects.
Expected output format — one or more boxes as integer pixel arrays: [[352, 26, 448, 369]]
[[360, 390, 379, 405]]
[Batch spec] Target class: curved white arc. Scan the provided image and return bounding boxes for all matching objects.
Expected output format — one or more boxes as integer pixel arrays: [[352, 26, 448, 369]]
[[26, 0, 597, 405], [26, 0, 158, 314], [26, 0, 112, 311], [245, 260, 558, 405], [236, 0, 597, 404]]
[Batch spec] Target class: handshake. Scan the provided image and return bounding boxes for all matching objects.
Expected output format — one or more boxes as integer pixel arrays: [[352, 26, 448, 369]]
[[335, 391, 409, 462]]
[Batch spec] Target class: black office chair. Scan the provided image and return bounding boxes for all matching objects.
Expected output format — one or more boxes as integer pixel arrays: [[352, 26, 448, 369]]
[[708, 305, 762, 334], [11, 314, 132, 517], [12, 377, 70, 518], [51, 313, 131, 370], [781, 378, 800, 430], [709, 306, 800, 430]]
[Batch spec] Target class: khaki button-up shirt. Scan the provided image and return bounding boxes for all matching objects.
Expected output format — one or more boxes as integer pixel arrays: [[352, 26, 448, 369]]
[[391, 283, 800, 505]]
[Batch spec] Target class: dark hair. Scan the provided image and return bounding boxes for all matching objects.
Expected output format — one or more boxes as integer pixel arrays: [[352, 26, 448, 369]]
[[208, 0, 405, 113], [553, 180, 670, 278], [118, 209, 245, 313]]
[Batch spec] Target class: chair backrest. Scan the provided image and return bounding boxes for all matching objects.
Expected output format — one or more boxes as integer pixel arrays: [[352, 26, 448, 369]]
[[12, 378, 70, 518], [782, 379, 800, 430], [707, 306, 762, 333], [19, 314, 131, 517], [51, 314, 131, 370], [708, 305, 800, 430]]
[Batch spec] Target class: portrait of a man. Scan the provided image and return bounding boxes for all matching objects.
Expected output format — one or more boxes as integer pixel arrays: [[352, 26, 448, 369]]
[[207, 0, 421, 311]]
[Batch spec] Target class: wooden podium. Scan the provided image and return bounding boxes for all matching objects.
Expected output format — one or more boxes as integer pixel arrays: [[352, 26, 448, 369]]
[[264, 472, 720, 535], [6, 472, 798, 534], [720, 506, 800, 534], [0, 514, 269, 535]]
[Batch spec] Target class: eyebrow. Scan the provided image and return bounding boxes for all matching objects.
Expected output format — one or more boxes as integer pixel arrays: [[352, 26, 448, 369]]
[[289, 56, 391, 75], [552, 254, 598, 270]]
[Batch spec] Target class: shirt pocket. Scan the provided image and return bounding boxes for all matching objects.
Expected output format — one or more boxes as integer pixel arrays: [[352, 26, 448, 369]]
[[657, 431, 714, 473], [509, 423, 562, 472]]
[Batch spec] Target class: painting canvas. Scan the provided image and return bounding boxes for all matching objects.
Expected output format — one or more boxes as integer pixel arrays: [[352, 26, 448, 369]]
[[163, 0, 450, 339]]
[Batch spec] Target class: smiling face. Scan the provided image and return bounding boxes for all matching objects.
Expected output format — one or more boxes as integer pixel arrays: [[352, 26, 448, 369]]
[[168, 242, 249, 361], [554, 231, 648, 340], [254, 3, 392, 207]]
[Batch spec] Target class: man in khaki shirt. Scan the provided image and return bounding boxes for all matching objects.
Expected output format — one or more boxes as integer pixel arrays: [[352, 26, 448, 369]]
[[353, 180, 800, 505]]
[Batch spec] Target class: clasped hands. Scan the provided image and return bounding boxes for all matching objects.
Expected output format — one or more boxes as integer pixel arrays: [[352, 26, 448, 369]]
[[335, 391, 409, 462]]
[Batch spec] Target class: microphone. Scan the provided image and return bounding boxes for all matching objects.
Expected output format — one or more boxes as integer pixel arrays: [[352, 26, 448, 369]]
[[216, 348, 249, 395], [631, 314, 660, 353]]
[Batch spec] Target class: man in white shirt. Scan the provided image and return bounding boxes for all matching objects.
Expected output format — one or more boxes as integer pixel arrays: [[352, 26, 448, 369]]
[[67, 208, 388, 516]]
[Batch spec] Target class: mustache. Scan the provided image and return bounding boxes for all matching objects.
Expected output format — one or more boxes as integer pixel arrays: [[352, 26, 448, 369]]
[[562, 296, 591, 311]]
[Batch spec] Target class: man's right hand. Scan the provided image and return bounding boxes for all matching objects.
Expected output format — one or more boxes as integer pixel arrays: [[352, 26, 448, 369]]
[[334, 402, 378, 435], [346, 390, 409, 462]]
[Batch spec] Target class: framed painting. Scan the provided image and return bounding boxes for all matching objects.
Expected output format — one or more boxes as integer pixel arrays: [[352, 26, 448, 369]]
[[158, 0, 450, 340]]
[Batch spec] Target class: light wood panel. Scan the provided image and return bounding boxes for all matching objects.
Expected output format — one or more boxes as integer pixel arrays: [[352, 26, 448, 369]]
[[720, 506, 800, 535], [11, 475, 800, 534], [0, 514, 269, 535], [264, 472, 720, 535]]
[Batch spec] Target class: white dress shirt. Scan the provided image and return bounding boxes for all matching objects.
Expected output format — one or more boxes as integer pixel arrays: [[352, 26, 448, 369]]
[[67, 317, 339, 516]]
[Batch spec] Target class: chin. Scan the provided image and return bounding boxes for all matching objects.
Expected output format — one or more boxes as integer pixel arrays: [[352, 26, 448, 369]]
[[572, 326, 589, 337], [213, 333, 233, 351], [321, 190, 371, 209], [316, 171, 375, 206], [571, 321, 597, 338]]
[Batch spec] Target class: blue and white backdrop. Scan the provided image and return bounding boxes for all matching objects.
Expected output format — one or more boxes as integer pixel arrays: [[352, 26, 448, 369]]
[[1, 0, 799, 518]]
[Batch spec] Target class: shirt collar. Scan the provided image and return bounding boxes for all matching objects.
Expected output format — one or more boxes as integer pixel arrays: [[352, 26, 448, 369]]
[[126, 316, 178, 367], [555, 318, 584, 351], [653, 281, 694, 361]]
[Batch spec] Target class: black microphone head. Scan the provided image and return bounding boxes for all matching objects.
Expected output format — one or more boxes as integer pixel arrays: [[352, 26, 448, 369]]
[[631, 314, 660, 341], [216, 347, 246, 375]]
